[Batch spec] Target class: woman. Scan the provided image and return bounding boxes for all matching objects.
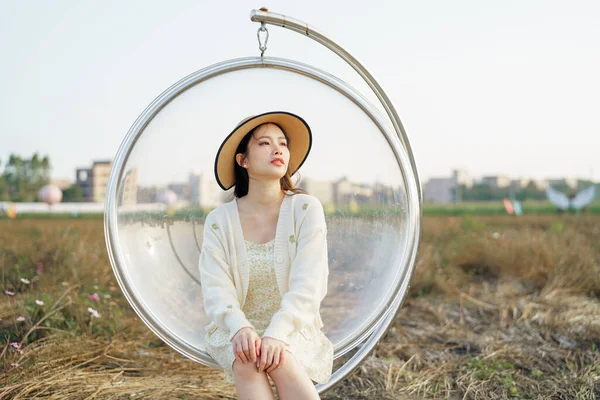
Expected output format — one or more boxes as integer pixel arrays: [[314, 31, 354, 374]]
[[199, 111, 334, 399]]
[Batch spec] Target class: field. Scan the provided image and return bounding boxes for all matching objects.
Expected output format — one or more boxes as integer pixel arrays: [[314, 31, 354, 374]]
[[421, 201, 600, 215], [1, 215, 599, 399]]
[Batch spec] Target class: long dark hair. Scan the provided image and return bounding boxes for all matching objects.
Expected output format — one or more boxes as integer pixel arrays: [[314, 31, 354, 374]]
[[233, 123, 308, 198]]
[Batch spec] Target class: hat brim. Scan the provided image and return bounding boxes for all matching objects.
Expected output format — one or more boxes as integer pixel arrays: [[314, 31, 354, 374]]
[[214, 111, 312, 191]]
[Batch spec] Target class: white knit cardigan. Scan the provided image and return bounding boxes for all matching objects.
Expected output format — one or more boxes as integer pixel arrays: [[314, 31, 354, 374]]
[[198, 191, 329, 344]]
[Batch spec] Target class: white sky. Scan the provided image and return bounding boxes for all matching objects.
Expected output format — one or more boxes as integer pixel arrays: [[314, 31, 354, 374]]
[[1, 0, 599, 186]]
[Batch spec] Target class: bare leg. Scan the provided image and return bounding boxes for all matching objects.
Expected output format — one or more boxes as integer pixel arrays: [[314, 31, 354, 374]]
[[267, 350, 319, 400], [232, 359, 275, 400]]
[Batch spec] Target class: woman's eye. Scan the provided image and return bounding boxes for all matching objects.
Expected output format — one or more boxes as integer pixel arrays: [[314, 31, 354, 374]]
[[259, 142, 269, 145], [281, 142, 287, 146]]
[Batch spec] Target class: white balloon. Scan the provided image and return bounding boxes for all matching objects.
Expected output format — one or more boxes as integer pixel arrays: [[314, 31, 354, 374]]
[[37, 184, 63, 205], [158, 190, 177, 206]]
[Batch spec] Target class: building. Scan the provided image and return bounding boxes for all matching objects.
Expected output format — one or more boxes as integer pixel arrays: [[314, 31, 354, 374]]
[[189, 171, 222, 208], [453, 169, 473, 188], [136, 186, 158, 203], [510, 178, 531, 190], [298, 176, 400, 206], [76, 168, 93, 202], [423, 169, 472, 203], [121, 168, 138, 205], [532, 179, 548, 190], [297, 177, 334, 204], [423, 177, 457, 203], [168, 183, 190, 201], [76, 161, 137, 204], [332, 177, 376, 205]]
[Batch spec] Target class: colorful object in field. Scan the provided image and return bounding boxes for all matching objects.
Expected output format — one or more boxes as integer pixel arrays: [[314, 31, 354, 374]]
[[2, 203, 18, 219], [503, 197, 523, 216], [37, 184, 63, 205], [503, 198, 514, 215], [513, 200, 523, 216], [349, 199, 360, 215], [325, 203, 335, 215], [546, 185, 596, 212]]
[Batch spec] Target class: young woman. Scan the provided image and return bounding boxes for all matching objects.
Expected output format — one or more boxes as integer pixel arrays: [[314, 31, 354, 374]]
[[199, 111, 334, 399]]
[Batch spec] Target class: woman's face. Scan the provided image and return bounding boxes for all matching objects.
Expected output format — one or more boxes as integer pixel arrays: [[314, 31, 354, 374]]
[[238, 123, 290, 183]]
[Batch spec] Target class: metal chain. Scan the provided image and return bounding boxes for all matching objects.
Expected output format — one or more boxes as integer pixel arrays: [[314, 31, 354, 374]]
[[257, 22, 269, 57]]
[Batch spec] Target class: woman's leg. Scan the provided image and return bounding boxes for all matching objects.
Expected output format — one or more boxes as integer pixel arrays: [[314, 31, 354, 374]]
[[267, 350, 319, 400], [232, 358, 275, 400]]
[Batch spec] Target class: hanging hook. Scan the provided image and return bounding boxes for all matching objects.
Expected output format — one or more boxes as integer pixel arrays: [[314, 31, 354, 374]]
[[257, 21, 269, 57]]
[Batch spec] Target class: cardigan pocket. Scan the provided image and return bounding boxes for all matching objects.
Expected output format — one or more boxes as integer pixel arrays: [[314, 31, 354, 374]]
[[205, 321, 219, 335]]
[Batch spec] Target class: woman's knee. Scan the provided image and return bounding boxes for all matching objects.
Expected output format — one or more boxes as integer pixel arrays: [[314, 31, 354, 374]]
[[267, 350, 300, 380], [232, 359, 264, 380]]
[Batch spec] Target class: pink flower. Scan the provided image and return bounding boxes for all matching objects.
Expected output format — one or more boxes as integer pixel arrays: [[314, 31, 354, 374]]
[[35, 299, 44, 306], [5, 290, 15, 296], [36, 263, 44, 274], [89, 293, 100, 302], [11, 363, 19, 367], [109, 286, 117, 291], [10, 342, 21, 349], [16, 316, 25, 322], [87, 307, 101, 318]]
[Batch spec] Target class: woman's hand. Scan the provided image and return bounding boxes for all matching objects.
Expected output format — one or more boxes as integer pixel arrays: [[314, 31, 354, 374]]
[[258, 337, 286, 373], [231, 327, 261, 365]]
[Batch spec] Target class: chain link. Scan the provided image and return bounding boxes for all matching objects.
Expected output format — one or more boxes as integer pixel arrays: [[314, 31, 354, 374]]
[[257, 22, 269, 57]]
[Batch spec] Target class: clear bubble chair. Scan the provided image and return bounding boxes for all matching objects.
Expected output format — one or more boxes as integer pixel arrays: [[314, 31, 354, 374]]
[[104, 8, 422, 395]]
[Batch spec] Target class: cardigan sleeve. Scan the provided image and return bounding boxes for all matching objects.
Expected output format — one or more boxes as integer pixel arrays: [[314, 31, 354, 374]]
[[199, 211, 255, 341], [263, 197, 329, 344]]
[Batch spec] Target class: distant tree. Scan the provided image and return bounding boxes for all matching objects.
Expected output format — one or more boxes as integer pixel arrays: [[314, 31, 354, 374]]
[[550, 183, 574, 196], [41, 155, 51, 183], [0, 159, 7, 201], [516, 181, 546, 201], [2, 153, 51, 201], [461, 183, 495, 201], [62, 184, 84, 202], [453, 179, 597, 203]]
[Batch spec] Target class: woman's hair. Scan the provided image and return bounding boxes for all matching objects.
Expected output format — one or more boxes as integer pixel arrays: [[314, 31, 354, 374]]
[[233, 123, 308, 198]]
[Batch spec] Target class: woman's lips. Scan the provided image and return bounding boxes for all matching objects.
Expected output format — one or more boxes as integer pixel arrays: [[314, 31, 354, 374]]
[[271, 159, 284, 166]]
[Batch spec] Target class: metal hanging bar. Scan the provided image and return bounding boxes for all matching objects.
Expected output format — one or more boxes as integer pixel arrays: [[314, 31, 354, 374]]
[[249, 8, 422, 395], [249, 8, 422, 204]]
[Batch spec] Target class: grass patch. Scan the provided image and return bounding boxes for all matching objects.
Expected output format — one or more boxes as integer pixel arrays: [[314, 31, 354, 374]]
[[2, 216, 600, 399]]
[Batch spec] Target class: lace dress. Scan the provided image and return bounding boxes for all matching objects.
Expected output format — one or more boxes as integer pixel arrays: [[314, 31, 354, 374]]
[[204, 237, 333, 384]]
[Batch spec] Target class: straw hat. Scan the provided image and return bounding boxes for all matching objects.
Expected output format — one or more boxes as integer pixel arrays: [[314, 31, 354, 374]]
[[214, 111, 312, 191]]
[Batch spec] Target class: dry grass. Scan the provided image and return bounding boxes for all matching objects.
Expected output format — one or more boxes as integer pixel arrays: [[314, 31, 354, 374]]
[[1, 216, 600, 399]]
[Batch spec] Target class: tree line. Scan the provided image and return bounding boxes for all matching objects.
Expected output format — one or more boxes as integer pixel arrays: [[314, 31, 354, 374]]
[[0, 153, 83, 202], [454, 180, 597, 202]]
